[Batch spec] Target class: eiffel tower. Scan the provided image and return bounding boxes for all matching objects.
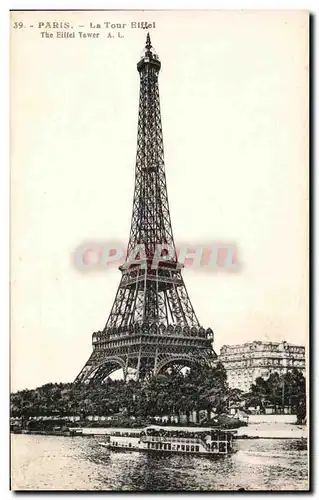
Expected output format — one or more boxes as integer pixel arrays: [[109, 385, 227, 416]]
[[75, 34, 217, 383]]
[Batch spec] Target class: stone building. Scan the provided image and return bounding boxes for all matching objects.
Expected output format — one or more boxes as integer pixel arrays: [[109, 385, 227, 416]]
[[219, 340, 306, 392]]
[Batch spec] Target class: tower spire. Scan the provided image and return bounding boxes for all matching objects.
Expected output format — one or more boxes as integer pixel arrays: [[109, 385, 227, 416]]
[[145, 32, 151, 51], [137, 32, 160, 72]]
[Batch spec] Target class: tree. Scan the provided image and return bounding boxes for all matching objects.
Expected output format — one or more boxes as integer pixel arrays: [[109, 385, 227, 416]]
[[246, 369, 306, 422]]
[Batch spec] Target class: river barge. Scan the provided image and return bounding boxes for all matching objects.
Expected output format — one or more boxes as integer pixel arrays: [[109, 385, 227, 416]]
[[100, 426, 236, 456]]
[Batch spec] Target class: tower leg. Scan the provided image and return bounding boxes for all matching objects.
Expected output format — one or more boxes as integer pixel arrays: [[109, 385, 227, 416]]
[[154, 346, 159, 375], [136, 346, 142, 380], [123, 355, 129, 382]]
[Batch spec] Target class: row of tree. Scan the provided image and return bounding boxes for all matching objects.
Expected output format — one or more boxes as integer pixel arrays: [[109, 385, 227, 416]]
[[10, 363, 228, 422], [10, 364, 306, 424], [245, 369, 306, 423]]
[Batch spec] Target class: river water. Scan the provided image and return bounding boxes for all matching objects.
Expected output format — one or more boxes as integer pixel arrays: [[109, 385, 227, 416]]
[[11, 434, 308, 491]]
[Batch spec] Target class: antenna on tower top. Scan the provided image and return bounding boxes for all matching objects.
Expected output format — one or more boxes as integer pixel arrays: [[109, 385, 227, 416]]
[[146, 32, 151, 50]]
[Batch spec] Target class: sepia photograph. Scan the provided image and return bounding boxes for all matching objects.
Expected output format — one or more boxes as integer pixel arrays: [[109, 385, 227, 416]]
[[10, 9, 309, 491]]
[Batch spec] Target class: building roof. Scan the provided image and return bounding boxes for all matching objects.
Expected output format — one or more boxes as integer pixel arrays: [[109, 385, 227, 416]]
[[220, 340, 305, 350]]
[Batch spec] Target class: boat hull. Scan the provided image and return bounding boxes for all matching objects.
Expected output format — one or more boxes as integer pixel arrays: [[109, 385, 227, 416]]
[[105, 444, 233, 456]]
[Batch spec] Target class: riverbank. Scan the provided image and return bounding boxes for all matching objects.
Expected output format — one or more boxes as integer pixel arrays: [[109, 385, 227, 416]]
[[236, 422, 307, 440], [12, 422, 307, 440]]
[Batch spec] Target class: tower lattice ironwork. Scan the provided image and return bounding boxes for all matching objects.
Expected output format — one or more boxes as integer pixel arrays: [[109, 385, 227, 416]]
[[75, 34, 217, 383]]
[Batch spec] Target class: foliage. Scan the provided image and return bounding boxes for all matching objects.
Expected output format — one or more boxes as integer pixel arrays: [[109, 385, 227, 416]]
[[244, 368, 306, 423], [11, 365, 306, 426], [10, 363, 229, 422]]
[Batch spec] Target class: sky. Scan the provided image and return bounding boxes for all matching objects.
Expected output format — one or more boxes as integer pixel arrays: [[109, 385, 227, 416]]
[[10, 10, 308, 391]]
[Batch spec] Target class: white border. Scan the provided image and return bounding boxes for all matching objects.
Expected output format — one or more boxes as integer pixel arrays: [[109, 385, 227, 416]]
[[3, 0, 315, 498], [4, 1, 318, 9]]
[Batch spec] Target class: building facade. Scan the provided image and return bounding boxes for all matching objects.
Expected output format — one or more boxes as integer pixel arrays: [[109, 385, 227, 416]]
[[219, 341, 306, 392]]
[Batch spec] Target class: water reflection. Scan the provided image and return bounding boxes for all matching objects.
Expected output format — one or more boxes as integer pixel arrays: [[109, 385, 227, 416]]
[[11, 434, 308, 491]]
